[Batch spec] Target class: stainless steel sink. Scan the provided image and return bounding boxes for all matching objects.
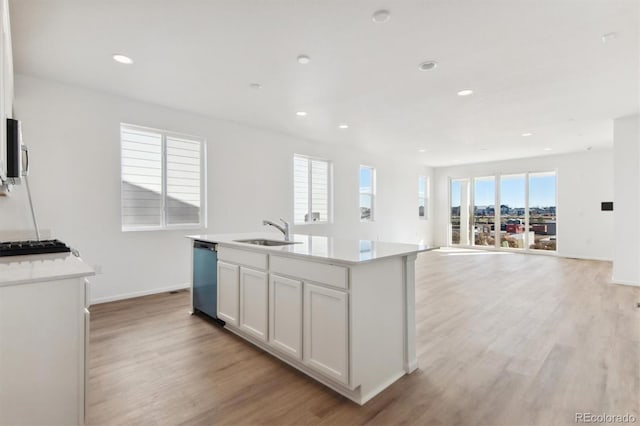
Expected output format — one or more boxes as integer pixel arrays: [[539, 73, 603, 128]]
[[234, 238, 299, 246]]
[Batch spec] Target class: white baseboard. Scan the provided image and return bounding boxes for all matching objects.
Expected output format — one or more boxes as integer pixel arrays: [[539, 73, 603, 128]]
[[560, 253, 613, 262], [91, 283, 190, 305], [611, 277, 640, 287]]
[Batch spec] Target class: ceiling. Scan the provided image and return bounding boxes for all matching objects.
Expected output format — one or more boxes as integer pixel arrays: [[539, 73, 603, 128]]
[[9, 0, 640, 166]]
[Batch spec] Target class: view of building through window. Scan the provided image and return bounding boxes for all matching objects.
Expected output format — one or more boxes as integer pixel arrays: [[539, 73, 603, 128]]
[[473, 176, 495, 246], [359, 166, 375, 221], [450, 172, 556, 251]]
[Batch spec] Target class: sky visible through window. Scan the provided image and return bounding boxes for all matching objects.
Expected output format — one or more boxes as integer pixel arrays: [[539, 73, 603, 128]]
[[359, 167, 373, 207], [451, 174, 556, 207], [359, 167, 372, 190]]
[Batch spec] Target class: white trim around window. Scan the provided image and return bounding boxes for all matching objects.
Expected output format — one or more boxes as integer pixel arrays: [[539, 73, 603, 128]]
[[359, 165, 375, 222], [293, 154, 332, 224], [120, 123, 207, 232]]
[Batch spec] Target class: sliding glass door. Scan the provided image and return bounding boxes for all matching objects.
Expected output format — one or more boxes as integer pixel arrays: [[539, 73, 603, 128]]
[[529, 172, 557, 251], [499, 174, 526, 249], [473, 177, 495, 246], [450, 179, 470, 245], [449, 171, 557, 252]]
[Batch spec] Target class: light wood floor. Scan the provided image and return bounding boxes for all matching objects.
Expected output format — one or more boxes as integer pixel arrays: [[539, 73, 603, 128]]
[[88, 250, 640, 426]]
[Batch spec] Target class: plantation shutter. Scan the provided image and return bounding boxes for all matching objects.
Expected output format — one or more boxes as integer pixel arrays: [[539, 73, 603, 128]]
[[166, 136, 201, 225], [293, 155, 330, 224], [121, 124, 204, 230], [293, 155, 309, 224], [310, 159, 329, 222], [121, 126, 163, 228]]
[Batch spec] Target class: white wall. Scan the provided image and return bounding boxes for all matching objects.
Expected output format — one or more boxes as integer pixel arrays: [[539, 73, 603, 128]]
[[433, 150, 615, 261], [0, 75, 434, 303], [612, 114, 640, 286]]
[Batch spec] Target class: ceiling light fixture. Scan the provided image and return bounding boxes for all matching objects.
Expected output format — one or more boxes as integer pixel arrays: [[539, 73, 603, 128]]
[[296, 111, 307, 117], [112, 54, 133, 64], [418, 61, 438, 71], [544, 147, 552, 151], [338, 124, 349, 129], [457, 89, 473, 96], [601, 32, 618, 43], [418, 148, 427, 153], [249, 83, 262, 89], [297, 55, 311, 65], [372, 9, 391, 23], [521, 132, 533, 137]]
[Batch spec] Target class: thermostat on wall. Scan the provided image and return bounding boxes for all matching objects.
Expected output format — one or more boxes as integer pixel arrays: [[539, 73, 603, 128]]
[[601, 202, 613, 211]]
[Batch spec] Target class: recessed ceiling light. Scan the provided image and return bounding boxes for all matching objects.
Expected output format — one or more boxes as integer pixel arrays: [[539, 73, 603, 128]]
[[521, 132, 533, 137], [457, 89, 473, 97], [338, 124, 349, 129], [418, 61, 438, 71], [544, 147, 552, 151], [372, 9, 391, 23], [249, 83, 262, 89], [601, 32, 618, 43], [418, 148, 426, 153], [297, 55, 310, 65], [296, 111, 307, 117], [112, 54, 133, 64]]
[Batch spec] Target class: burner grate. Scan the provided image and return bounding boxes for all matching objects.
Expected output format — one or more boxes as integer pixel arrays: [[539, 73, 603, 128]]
[[0, 239, 71, 257]]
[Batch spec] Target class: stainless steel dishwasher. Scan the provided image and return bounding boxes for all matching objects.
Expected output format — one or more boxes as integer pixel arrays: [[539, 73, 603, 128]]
[[192, 240, 223, 323]]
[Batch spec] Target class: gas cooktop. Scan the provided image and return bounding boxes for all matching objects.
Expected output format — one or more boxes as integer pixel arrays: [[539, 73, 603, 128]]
[[0, 239, 71, 257]]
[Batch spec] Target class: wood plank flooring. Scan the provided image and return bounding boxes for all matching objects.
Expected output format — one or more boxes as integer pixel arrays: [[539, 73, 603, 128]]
[[88, 250, 640, 425]]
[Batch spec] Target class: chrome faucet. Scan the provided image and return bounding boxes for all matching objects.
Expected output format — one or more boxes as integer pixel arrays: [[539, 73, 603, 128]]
[[262, 218, 290, 241]]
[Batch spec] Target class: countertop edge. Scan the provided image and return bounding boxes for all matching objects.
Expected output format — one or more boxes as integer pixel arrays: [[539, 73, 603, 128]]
[[0, 270, 96, 288], [186, 234, 436, 265]]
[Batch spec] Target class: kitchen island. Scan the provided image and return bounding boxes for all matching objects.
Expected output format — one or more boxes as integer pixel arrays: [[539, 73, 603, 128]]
[[187, 233, 431, 405]]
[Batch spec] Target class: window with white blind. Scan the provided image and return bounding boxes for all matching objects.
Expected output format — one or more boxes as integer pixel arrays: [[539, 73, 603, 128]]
[[418, 175, 427, 219], [293, 154, 331, 224], [121, 124, 205, 231], [359, 165, 375, 221]]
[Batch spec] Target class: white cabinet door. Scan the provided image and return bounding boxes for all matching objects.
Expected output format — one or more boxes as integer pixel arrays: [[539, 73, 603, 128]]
[[0, 278, 85, 426], [239, 267, 268, 341], [269, 274, 302, 360], [217, 261, 240, 326], [303, 283, 349, 385]]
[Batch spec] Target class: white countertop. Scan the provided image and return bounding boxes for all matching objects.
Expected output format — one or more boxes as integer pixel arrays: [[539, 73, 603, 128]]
[[0, 253, 95, 287], [187, 233, 433, 264]]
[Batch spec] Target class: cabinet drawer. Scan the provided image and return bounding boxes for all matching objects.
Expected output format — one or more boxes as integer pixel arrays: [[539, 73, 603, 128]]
[[270, 256, 348, 290], [218, 246, 268, 270]]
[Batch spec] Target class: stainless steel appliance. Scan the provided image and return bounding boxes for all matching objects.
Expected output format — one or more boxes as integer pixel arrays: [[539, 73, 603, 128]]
[[192, 240, 222, 322]]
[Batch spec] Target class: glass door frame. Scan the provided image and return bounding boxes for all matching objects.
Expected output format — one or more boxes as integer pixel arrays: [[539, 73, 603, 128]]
[[447, 170, 558, 254]]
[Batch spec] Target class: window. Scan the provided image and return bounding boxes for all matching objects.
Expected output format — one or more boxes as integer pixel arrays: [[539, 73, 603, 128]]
[[418, 176, 427, 219], [473, 176, 495, 246], [121, 124, 205, 231], [359, 165, 375, 221], [293, 154, 331, 224], [449, 171, 556, 252]]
